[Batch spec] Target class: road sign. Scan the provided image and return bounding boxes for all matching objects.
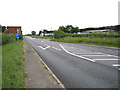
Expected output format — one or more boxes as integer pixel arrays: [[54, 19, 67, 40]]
[[17, 29, 19, 33], [16, 33, 20, 38]]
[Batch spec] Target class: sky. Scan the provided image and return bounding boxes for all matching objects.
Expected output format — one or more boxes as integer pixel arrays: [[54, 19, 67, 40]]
[[0, 0, 119, 35]]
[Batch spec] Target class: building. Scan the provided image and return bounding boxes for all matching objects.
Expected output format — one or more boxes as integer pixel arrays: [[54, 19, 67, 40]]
[[86, 29, 115, 33], [7, 26, 22, 34], [40, 33, 44, 37], [45, 33, 54, 36]]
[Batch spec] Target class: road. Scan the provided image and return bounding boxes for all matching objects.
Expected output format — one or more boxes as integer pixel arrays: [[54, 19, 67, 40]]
[[24, 36, 119, 88]]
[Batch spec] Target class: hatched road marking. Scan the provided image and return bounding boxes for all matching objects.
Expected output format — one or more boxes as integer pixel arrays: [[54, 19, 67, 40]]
[[113, 64, 120, 67], [94, 59, 119, 61], [59, 44, 95, 62], [59, 44, 119, 70]]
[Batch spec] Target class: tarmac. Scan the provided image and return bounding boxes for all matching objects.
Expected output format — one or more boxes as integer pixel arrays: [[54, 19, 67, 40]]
[[23, 40, 63, 88]]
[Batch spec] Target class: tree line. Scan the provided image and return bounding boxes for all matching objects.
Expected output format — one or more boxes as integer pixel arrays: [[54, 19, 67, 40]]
[[31, 25, 120, 36]]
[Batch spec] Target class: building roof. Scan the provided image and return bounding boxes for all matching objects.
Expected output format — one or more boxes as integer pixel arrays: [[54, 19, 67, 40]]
[[7, 26, 21, 28]]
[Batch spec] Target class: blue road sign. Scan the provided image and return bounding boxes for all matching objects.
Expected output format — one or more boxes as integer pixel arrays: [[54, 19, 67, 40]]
[[16, 34, 20, 38]]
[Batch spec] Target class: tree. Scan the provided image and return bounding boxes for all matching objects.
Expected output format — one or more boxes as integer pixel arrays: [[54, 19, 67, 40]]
[[43, 29, 47, 33], [39, 31, 42, 36], [54, 29, 65, 39], [43, 29, 48, 36], [0, 25, 2, 32], [31, 31, 36, 35], [59, 25, 80, 33], [2, 26, 6, 33]]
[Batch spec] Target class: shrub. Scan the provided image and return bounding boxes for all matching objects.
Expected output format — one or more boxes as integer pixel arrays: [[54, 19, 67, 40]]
[[2, 33, 23, 45], [54, 29, 66, 39]]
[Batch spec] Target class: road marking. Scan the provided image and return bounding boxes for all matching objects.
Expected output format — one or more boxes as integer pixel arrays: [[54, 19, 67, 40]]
[[81, 55, 109, 56], [41, 41, 43, 42], [38, 46, 50, 50], [52, 47, 61, 51], [94, 59, 119, 61], [59, 44, 95, 62], [70, 47, 78, 49], [113, 64, 120, 67]]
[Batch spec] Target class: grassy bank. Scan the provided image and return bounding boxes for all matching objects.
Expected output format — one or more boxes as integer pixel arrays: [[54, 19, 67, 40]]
[[52, 37, 120, 48], [34, 35, 52, 39], [2, 40, 25, 88]]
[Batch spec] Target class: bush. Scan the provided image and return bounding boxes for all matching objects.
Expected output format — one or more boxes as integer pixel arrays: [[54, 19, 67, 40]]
[[54, 29, 66, 39], [2, 33, 10, 45], [2, 33, 23, 45]]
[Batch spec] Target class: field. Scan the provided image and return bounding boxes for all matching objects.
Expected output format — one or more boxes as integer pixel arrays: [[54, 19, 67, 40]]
[[2, 40, 25, 88], [52, 37, 120, 48]]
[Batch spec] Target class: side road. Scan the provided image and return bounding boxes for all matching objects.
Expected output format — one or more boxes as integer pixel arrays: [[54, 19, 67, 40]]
[[23, 40, 63, 88]]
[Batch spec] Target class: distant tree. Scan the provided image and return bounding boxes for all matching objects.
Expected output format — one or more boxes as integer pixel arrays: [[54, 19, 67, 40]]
[[39, 31, 42, 36], [43, 29, 48, 36], [0, 25, 2, 32], [2, 26, 6, 33], [31, 31, 36, 35], [43, 29, 47, 33], [59, 25, 80, 33], [54, 29, 65, 39]]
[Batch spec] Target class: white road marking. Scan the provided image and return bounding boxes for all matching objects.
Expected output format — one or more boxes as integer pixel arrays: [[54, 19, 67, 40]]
[[70, 47, 78, 49], [118, 68, 120, 70], [41, 41, 43, 42], [94, 59, 119, 61], [81, 55, 109, 56], [59, 44, 95, 62], [52, 47, 61, 51], [38, 46, 50, 50], [113, 64, 120, 67]]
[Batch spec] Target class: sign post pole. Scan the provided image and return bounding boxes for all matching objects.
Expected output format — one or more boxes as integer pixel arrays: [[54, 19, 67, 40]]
[[16, 29, 20, 44]]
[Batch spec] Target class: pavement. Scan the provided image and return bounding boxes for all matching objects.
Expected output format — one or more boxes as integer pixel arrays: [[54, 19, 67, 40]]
[[23, 40, 63, 88], [24, 36, 120, 88]]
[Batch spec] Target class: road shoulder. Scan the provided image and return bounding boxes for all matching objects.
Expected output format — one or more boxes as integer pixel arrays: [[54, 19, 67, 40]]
[[23, 40, 62, 88]]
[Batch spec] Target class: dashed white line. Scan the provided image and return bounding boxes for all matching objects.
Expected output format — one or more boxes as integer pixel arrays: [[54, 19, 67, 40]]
[[94, 59, 119, 61], [81, 55, 109, 56], [52, 47, 61, 51], [59, 44, 95, 62], [113, 64, 120, 67]]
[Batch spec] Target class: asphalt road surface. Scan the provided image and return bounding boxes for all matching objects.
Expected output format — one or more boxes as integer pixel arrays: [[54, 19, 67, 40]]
[[24, 36, 119, 88]]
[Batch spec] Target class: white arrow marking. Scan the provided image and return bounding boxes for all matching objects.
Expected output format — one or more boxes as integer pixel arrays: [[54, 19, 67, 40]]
[[38, 46, 50, 50]]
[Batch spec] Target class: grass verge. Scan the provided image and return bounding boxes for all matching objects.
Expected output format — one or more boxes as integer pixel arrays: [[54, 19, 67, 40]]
[[34, 36, 52, 39], [52, 37, 120, 48], [2, 40, 25, 88]]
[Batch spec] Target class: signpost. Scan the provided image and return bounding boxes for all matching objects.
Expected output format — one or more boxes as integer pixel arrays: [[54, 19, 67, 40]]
[[16, 33, 20, 44], [16, 29, 20, 44]]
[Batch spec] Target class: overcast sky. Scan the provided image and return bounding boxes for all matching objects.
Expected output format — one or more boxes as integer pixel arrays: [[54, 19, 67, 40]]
[[0, 0, 119, 34]]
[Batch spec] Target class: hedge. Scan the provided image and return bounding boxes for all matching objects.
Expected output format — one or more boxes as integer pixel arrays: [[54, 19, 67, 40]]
[[1, 33, 23, 45]]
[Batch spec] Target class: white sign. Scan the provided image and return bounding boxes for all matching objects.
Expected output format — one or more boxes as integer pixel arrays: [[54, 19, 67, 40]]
[[17, 29, 19, 33]]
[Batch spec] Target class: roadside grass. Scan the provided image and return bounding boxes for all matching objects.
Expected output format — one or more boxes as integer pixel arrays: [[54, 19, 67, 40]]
[[52, 37, 120, 48], [2, 40, 25, 88], [34, 36, 52, 39]]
